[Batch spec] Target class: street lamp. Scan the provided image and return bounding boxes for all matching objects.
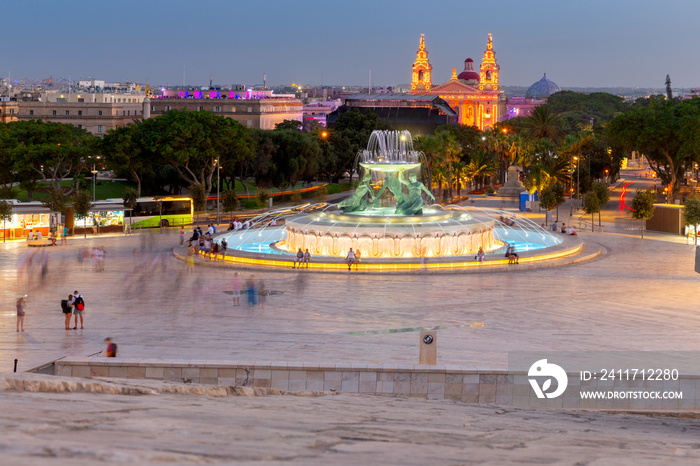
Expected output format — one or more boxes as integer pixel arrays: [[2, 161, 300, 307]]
[[573, 156, 580, 209], [91, 156, 101, 203], [215, 158, 220, 225]]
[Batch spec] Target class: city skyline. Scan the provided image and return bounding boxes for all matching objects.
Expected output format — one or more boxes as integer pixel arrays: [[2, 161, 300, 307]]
[[2, 0, 699, 89]]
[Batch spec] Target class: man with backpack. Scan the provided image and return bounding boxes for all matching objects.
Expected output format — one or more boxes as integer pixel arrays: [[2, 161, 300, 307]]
[[72, 290, 85, 330], [61, 294, 73, 330]]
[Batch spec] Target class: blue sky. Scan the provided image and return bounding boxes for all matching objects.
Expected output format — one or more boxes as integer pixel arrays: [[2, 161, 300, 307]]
[[2, 0, 698, 88]]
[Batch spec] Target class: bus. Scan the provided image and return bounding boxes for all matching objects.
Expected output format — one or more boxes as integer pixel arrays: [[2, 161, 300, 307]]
[[129, 196, 193, 228]]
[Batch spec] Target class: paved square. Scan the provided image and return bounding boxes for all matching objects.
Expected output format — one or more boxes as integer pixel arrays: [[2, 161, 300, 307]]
[[2, 227, 699, 374]]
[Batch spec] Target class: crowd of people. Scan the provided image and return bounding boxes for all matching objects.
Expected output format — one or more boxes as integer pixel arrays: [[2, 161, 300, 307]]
[[185, 225, 227, 261]]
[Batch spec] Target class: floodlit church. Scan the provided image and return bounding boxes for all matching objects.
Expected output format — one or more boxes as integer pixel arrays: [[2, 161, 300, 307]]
[[410, 33, 506, 131]]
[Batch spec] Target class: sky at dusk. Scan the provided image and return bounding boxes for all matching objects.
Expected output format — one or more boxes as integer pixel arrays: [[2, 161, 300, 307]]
[[2, 0, 698, 89]]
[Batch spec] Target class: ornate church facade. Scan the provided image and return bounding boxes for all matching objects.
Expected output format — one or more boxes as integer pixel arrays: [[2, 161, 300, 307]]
[[410, 33, 506, 131]]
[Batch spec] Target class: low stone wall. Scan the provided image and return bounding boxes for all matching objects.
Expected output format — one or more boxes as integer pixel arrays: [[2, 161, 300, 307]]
[[54, 359, 700, 411]]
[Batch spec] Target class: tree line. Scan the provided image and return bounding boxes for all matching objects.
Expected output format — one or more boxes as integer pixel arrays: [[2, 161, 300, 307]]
[[2, 90, 699, 215]]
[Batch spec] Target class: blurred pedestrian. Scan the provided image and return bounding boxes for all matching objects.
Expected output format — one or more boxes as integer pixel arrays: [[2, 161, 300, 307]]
[[179, 227, 185, 246], [16, 296, 26, 332], [257, 279, 266, 310], [246, 277, 257, 307], [186, 248, 195, 274], [231, 272, 242, 306]]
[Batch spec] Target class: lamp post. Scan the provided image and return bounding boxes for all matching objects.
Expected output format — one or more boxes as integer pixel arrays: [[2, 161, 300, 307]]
[[91, 156, 101, 203], [570, 163, 574, 217], [215, 158, 220, 226], [573, 156, 580, 209]]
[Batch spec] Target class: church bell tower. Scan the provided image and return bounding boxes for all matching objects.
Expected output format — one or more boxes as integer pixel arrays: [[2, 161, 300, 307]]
[[479, 33, 500, 91], [411, 34, 432, 91]]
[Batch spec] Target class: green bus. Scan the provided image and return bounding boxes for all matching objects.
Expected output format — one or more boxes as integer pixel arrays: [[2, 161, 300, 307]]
[[130, 197, 193, 228]]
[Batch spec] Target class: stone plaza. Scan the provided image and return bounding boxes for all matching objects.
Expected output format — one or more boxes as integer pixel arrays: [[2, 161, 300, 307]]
[[2, 175, 700, 463]]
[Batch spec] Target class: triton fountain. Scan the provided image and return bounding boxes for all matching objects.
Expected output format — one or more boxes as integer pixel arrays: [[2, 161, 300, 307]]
[[215, 130, 568, 269]]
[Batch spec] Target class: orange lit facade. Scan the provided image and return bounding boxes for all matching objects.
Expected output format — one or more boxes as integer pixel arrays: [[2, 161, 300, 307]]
[[410, 33, 505, 131]]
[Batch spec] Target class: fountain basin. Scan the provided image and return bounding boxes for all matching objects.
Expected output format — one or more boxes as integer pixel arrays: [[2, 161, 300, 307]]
[[279, 209, 500, 258]]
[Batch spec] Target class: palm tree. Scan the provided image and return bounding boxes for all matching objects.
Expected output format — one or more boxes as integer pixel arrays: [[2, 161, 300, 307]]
[[452, 160, 469, 196], [523, 105, 565, 144], [465, 150, 497, 190], [414, 135, 442, 192]]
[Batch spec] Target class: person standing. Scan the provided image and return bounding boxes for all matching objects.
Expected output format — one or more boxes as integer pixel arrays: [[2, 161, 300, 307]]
[[179, 227, 185, 246], [231, 272, 242, 306], [303, 249, 311, 269], [62, 294, 73, 330], [72, 290, 85, 329], [16, 296, 26, 332], [104, 338, 117, 357]]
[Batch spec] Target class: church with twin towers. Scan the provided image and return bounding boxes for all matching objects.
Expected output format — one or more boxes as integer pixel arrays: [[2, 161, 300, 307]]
[[410, 33, 505, 131]]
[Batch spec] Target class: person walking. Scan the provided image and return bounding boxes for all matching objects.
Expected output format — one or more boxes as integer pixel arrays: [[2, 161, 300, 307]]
[[72, 290, 85, 329], [257, 279, 266, 310], [104, 337, 118, 357], [186, 247, 195, 274], [62, 294, 73, 330], [231, 272, 242, 306], [246, 277, 258, 307], [16, 296, 26, 332]]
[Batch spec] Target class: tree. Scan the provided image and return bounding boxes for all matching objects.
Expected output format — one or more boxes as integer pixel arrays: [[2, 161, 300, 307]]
[[122, 187, 138, 229], [591, 181, 610, 226], [267, 129, 321, 189], [538, 186, 561, 226], [683, 196, 700, 245], [274, 119, 303, 131], [71, 190, 93, 238], [328, 109, 390, 182], [136, 110, 254, 196], [8, 120, 95, 200], [0, 200, 12, 243], [630, 189, 656, 238], [665, 75, 672, 100], [465, 150, 497, 191], [101, 125, 151, 196], [583, 192, 601, 232], [41, 186, 68, 216], [222, 190, 239, 220], [189, 182, 206, 216], [607, 97, 700, 203], [522, 105, 565, 144]]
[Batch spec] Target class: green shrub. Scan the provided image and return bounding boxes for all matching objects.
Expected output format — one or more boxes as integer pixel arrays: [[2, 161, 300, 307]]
[[243, 198, 264, 210], [314, 185, 328, 203], [326, 184, 342, 195], [257, 189, 270, 206], [291, 191, 303, 205]]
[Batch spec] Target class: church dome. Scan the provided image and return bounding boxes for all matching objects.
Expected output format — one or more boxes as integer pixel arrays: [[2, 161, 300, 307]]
[[525, 73, 560, 98], [457, 58, 480, 82]]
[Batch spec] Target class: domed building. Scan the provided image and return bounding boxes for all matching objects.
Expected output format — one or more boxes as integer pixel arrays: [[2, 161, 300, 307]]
[[457, 58, 480, 85], [525, 73, 560, 99]]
